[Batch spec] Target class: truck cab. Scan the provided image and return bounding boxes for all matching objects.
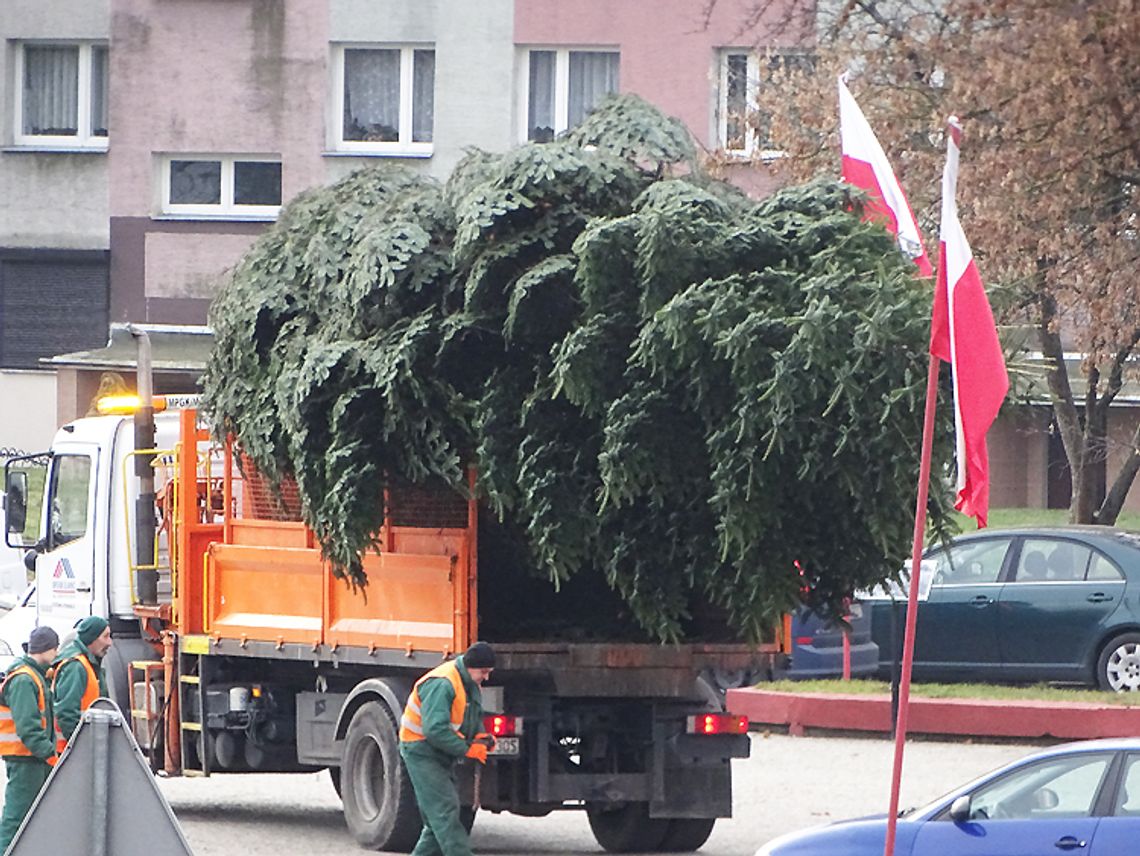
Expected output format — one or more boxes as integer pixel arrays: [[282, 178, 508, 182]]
[[3, 402, 188, 703]]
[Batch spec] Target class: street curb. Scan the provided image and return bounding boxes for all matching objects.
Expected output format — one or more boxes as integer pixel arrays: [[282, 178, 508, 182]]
[[726, 687, 1140, 739]]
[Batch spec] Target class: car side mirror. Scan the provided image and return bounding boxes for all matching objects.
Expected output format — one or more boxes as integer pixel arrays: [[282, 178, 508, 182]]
[[1034, 787, 1059, 811], [949, 795, 971, 822]]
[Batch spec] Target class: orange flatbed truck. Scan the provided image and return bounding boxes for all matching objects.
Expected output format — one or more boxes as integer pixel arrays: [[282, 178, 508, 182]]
[[4, 401, 770, 853]]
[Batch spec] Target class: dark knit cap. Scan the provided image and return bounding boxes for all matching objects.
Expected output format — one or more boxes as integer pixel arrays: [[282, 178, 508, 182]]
[[76, 615, 110, 646], [463, 641, 496, 669], [26, 626, 60, 655]]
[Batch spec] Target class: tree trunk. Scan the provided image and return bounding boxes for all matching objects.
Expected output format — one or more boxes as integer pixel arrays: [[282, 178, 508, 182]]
[[1099, 421, 1140, 525], [1037, 292, 1088, 521]]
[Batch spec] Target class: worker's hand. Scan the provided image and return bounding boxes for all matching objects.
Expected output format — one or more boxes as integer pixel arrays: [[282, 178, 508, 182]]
[[473, 732, 497, 749], [465, 742, 489, 764]]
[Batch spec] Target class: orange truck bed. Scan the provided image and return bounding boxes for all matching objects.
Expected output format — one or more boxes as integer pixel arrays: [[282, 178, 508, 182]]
[[170, 409, 476, 658]]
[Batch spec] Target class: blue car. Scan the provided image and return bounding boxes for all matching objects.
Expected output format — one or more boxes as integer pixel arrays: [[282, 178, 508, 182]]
[[756, 738, 1140, 855], [786, 602, 879, 679]]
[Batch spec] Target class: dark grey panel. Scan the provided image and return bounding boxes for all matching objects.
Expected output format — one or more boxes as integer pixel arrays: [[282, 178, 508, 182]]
[[0, 249, 109, 369]]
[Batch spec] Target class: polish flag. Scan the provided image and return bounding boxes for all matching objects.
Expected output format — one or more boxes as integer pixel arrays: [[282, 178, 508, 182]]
[[929, 119, 1009, 527], [838, 76, 933, 276]]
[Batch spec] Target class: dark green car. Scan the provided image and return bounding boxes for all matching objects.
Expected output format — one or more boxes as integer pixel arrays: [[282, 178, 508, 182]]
[[869, 527, 1140, 691]]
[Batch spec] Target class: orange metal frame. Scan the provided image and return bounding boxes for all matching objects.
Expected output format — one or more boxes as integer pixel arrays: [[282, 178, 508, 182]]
[[171, 409, 476, 657]]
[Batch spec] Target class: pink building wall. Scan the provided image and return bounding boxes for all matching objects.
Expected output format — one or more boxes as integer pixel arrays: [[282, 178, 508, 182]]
[[515, 0, 809, 152], [108, 0, 329, 321]]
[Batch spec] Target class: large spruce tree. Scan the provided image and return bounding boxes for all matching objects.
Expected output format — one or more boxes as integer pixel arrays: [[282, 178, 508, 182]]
[[203, 95, 951, 642]]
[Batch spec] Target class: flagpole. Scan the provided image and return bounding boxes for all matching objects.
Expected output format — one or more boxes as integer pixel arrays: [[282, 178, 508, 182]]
[[882, 352, 940, 856]]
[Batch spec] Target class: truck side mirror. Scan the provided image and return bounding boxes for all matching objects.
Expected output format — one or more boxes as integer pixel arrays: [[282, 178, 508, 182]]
[[4, 471, 28, 546]]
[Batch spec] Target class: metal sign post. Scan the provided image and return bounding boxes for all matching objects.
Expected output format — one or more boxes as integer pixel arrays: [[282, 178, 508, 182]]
[[9, 698, 193, 855]]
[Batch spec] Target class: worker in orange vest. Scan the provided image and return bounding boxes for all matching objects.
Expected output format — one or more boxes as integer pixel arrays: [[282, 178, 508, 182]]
[[0, 626, 60, 853], [399, 641, 497, 856], [52, 616, 112, 751]]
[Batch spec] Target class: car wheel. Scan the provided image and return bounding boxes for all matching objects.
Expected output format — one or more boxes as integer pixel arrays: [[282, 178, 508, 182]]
[[1096, 633, 1140, 692]]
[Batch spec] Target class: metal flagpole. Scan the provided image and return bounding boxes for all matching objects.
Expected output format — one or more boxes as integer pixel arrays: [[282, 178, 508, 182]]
[[882, 352, 940, 856]]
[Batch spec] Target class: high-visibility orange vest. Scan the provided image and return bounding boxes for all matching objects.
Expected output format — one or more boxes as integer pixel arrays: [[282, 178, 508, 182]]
[[0, 665, 57, 766], [51, 653, 100, 754], [399, 660, 467, 744]]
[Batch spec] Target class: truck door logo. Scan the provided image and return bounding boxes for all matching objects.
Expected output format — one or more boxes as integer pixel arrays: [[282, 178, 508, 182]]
[[52, 558, 76, 596]]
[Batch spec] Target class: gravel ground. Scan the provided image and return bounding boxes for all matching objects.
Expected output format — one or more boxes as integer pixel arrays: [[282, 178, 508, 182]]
[[0, 731, 1045, 854], [152, 731, 1042, 855]]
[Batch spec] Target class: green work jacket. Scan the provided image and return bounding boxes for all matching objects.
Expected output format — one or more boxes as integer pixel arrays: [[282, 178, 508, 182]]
[[52, 638, 108, 740], [402, 656, 484, 764], [0, 656, 56, 762]]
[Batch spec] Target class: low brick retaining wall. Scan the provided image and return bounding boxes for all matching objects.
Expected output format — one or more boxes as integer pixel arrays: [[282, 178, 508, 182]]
[[727, 687, 1140, 739]]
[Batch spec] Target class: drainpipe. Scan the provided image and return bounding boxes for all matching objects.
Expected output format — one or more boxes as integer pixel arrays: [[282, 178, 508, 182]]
[[129, 325, 158, 605]]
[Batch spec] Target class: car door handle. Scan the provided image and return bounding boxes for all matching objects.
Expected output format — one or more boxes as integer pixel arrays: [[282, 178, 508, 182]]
[[970, 595, 993, 608], [1054, 836, 1086, 850], [1086, 593, 1114, 603]]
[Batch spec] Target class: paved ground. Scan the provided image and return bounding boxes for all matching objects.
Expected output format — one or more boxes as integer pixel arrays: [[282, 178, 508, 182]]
[[150, 732, 1040, 855], [0, 731, 1045, 854]]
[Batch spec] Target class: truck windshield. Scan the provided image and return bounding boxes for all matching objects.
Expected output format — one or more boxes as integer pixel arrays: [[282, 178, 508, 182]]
[[49, 455, 92, 547]]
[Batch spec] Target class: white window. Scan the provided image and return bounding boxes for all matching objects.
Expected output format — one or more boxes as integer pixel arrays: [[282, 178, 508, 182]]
[[160, 156, 282, 219], [14, 41, 108, 148], [718, 51, 758, 154], [717, 50, 813, 157], [522, 48, 620, 142], [332, 45, 435, 155]]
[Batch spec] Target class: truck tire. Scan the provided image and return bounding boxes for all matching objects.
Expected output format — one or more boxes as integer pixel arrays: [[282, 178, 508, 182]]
[[659, 818, 716, 852], [586, 803, 669, 853], [341, 701, 421, 852]]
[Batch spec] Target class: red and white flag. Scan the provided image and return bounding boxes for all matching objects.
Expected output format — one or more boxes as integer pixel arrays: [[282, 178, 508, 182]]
[[838, 75, 933, 276], [929, 119, 1009, 527]]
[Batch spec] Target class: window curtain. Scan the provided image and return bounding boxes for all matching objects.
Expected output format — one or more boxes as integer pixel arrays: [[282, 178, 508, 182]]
[[23, 45, 79, 136], [91, 46, 109, 137], [527, 51, 556, 142], [724, 54, 749, 150], [343, 49, 400, 142], [567, 52, 619, 128], [412, 50, 435, 143]]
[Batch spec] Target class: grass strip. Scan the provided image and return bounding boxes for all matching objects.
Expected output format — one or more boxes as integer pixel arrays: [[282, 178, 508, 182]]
[[762, 679, 1140, 706]]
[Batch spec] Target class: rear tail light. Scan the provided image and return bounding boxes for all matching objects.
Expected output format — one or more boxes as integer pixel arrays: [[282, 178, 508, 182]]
[[483, 714, 524, 737], [685, 713, 749, 735]]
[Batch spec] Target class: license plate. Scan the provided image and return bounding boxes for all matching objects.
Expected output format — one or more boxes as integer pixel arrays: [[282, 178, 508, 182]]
[[489, 737, 519, 756]]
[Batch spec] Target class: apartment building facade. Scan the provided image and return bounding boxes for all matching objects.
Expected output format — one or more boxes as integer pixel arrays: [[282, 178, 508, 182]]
[[2, 0, 1135, 512]]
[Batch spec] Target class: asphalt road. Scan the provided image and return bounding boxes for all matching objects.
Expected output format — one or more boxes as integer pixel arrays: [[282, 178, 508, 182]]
[[132, 732, 1043, 856]]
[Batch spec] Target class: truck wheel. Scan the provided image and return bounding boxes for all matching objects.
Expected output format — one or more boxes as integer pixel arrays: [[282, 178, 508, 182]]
[[659, 818, 716, 852], [587, 803, 669, 853], [341, 702, 422, 852]]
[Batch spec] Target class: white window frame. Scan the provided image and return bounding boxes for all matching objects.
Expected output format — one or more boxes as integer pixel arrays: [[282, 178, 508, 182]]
[[717, 49, 760, 157], [517, 47, 620, 144], [159, 155, 282, 220], [331, 44, 434, 157], [13, 41, 109, 150]]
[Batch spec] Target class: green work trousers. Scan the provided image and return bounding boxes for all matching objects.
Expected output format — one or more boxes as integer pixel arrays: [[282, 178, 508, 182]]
[[401, 747, 471, 856], [0, 759, 51, 854]]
